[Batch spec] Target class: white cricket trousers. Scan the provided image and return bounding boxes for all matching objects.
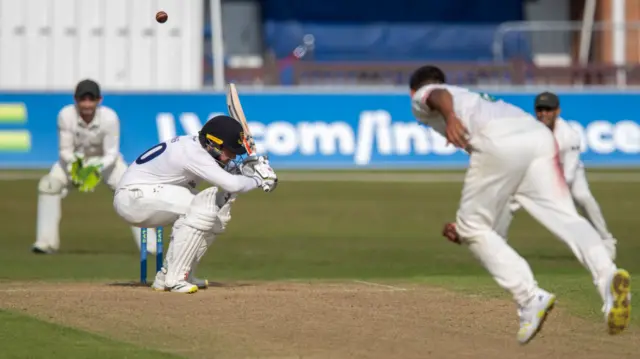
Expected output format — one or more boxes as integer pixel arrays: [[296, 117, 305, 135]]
[[571, 166, 614, 240], [34, 157, 153, 253], [455, 118, 616, 307], [494, 165, 614, 242], [113, 184, 195, 228], [114, 184, 222, 285]]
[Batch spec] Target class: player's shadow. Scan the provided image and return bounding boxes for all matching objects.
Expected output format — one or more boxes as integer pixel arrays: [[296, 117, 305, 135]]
[[59, 249, 141, 255], [106, 281, 252, 288]]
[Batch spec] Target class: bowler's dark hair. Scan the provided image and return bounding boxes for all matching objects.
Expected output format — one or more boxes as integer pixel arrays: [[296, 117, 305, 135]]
[[409, 65, 446, 91]]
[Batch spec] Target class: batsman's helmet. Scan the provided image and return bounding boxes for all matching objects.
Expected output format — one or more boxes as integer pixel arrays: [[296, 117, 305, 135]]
[[198, 115, 247, 161]]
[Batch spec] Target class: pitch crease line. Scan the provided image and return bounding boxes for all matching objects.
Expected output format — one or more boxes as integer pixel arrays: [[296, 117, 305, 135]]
[[352, 280, 407, 291]]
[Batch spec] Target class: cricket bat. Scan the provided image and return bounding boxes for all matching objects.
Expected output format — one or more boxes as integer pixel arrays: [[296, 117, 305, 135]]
[[226, 83, 256, 157], [226, 83, 273, 192]]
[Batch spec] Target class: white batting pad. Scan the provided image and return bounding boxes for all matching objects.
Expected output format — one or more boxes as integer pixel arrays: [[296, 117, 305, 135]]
[[188, 232, 216, 281], [35, 193, 62, 251], [164, 219, 206, 287], [183, 186, 219, 231]]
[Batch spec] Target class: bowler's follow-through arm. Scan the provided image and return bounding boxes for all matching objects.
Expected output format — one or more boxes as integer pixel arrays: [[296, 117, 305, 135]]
[[424, 88, 469, 149]]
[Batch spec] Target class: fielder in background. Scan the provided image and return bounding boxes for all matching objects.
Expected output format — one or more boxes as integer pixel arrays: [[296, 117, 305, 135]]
[[410, 65, 631, 344], [32, 79, 157, 254], [493, 92, 618, 260], [113, 115, 277, 293]]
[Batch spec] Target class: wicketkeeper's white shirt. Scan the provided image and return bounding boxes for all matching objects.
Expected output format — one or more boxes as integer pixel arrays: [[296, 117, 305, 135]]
[[57, 104, 121, 171]]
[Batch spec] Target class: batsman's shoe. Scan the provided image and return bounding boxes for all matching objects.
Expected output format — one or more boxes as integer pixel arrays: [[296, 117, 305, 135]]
[[517, 290, 556, 345], [151, 270, 209, 290], [187, 276, 209, 289], [604, 268, 631, 335], [151, 280, 167, 292], [169, 280, 198, 294], [151, 269, 169, 292]]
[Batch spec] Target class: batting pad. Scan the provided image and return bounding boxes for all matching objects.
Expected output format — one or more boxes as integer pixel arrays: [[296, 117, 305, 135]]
[[164, 221, 206, 288]]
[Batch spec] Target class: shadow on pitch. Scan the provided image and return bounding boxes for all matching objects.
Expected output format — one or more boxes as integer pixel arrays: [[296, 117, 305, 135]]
[[106, 281, 253, 288]]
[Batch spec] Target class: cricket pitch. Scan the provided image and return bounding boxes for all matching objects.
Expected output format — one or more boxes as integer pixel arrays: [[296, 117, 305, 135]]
[[1, 281, 638, 359]]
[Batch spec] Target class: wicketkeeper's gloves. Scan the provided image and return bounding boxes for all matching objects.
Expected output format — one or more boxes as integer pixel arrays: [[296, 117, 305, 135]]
[[70, 156, 103, 193]]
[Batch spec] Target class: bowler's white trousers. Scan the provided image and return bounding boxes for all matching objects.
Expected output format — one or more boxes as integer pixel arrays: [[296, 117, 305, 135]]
[[495, 165, 615, 242], [455, 118, 616, 307]]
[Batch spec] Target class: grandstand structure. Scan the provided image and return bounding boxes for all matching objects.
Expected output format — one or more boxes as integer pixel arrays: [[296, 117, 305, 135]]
[[208, 0, 640, 87], [2, 0, 640, 90]]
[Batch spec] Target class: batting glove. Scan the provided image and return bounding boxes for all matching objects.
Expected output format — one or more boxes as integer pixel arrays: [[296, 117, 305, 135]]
[[241, 155, 278, 193]]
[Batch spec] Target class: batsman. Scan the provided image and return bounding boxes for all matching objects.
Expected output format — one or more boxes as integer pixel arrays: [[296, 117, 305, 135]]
[[114, 115, 278, 293], [32, 79, 157, 254]]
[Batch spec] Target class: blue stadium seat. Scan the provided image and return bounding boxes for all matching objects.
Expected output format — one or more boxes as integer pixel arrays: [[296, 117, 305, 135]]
[[261, 0, 524, 24], [263, 22, 532, 62], [202, 0, 532, 84], [203, 22, 532, 62]]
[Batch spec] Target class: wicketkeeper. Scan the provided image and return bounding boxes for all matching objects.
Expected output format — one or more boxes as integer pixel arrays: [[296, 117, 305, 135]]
[[493, 92, 618, 260], [33, 79, 158, 254]]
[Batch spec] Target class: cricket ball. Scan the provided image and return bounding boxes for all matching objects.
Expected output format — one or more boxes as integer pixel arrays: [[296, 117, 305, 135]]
[[156, 11, 168, 23]]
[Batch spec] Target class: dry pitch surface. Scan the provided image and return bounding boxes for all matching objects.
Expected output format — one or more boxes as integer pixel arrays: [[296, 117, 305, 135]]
[[1, 281, 638, 359]]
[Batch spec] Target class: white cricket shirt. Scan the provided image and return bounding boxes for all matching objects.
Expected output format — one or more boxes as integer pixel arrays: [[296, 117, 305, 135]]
[[57, 104, 121, 171], [411, 84, 534, 140], [553, 117, 582, 184], [117, 135, 259, 193]]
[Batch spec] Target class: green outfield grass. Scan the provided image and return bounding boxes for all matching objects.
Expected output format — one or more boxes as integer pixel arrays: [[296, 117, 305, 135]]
[[0, 170, 638, 358], [0, 310, 182, 359]]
